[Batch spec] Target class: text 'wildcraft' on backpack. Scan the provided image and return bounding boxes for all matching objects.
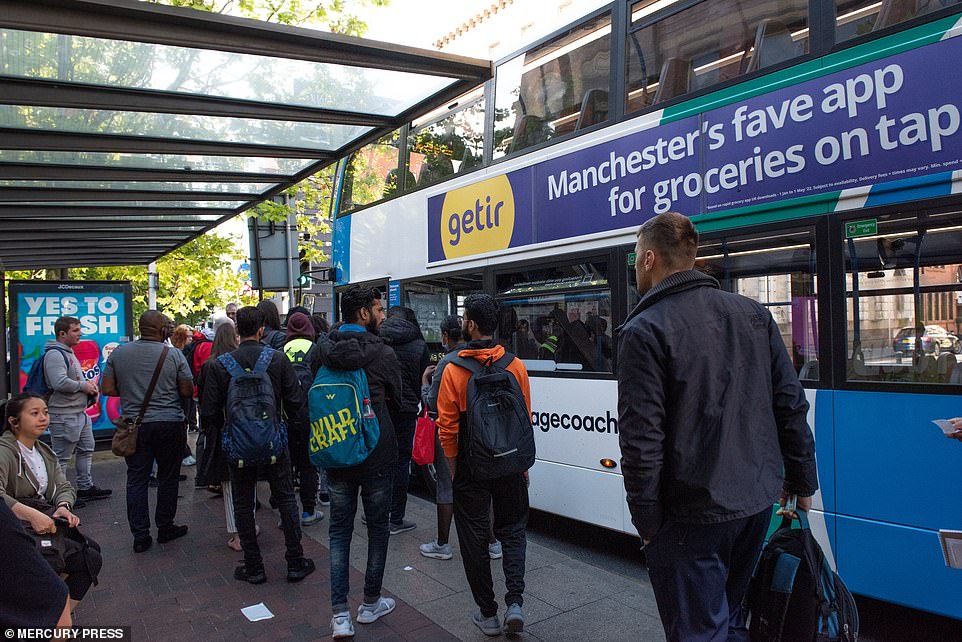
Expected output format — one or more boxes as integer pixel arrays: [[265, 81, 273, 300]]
[[307, 365, 379, 469], [745, 509, 859, 642], [217, 348, 288, 468], [449, 351, 535, 481]]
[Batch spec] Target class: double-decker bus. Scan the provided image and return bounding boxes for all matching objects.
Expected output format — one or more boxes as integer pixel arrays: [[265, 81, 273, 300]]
[[328, 0, 962, 619]]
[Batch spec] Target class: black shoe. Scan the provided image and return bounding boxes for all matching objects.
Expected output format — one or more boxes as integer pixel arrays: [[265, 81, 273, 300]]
[[287, 558, 316, 583], [77, 486, 112, 500], [234, 565, 267, 584], [178, 474, 188, 481], [148, 476, 159, 488], [72, 497, 87, 509], [157, 524, 189, 543], [133, 537, 152, 553], [206, 484, 223, 495]]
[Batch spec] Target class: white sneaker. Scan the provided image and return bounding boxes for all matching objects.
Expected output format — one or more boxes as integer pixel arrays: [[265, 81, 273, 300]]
[[356, 596, 396, 624], [182, 455, 196, 466], [489, 540, 503, 559], [420, 540, 453, 560], [331, 611, 354, 638]]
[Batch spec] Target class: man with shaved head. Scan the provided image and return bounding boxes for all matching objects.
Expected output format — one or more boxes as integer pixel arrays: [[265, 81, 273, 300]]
[[103, 310, 195, 553]]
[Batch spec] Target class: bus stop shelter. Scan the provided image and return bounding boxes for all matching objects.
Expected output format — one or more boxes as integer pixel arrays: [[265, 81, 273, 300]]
[[0, 0, 491, 393]]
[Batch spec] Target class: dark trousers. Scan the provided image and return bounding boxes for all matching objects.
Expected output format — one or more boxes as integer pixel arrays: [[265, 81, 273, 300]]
[[328, 469, 392, 613], [390, 412, 417, 525], [453, 466, 528, 617], [230, 458, 304, 570], [289, 428, 318, 514], [125, 420, 186, 540], [645, 508, 770, 642]]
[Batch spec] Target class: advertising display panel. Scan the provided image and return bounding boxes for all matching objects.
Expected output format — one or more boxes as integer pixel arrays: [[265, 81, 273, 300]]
[[428, 33, 962, 263], [9, 281, 134, 438]]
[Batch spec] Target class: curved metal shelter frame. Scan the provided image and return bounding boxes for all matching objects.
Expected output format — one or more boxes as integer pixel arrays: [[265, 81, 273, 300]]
[[0, 0, 492, 270]]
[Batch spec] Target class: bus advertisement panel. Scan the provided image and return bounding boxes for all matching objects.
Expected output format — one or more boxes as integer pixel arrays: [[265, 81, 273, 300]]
[[428, 32, 962, 263], [9, 281, 134, 438]]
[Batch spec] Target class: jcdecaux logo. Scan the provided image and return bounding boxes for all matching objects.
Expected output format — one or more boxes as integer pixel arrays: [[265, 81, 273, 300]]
[[441, 174, 515, 259]]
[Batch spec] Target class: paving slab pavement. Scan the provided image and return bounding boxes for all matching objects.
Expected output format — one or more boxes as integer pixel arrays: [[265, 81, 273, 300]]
[[71, 449, 663, 641]]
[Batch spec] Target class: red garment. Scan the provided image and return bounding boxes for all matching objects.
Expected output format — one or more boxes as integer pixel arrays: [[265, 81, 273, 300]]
[[190, 332, 212, 396]]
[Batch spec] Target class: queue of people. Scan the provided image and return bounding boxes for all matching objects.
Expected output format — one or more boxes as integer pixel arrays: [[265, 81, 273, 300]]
[[5, 215, 905, 642]]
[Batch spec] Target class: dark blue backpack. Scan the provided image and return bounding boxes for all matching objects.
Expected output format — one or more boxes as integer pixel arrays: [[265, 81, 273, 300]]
[[745, 510, 859, 642], [307, 365, 379, 469], [217, 348, 288, 468], [23, 347, 69, 396]]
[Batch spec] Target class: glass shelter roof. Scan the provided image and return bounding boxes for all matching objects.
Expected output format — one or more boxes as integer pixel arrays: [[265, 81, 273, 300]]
[[0, 0, 492, 269]]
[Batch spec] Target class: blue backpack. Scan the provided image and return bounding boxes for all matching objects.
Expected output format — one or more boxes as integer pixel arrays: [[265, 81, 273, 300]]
[[23, 347, 70, 396], [307, 366, 379, 469], [217, 348, 288, 468]]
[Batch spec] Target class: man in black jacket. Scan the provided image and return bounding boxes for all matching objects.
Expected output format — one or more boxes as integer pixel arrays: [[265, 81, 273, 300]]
[[617, 212, 818, 642], [320, 285, 403, 639], [200, 306, 315, 585], [379, 306, 430, 535]]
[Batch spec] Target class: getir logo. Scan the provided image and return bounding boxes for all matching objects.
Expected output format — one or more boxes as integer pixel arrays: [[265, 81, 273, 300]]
[[441, 174, 515, 259]]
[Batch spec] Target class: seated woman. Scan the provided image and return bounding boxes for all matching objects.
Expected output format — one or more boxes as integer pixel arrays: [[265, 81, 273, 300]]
[[0, 392, 102, 612]]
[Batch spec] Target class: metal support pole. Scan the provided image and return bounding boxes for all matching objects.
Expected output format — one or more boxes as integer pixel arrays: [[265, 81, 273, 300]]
[[251, 215, 264, 302], [285, 195, 295, 305], [148, 261, 158, 310], [0, 270, 8, 399]]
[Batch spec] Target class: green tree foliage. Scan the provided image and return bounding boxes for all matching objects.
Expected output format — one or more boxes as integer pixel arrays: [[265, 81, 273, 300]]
[[4, 232, 252, 325]]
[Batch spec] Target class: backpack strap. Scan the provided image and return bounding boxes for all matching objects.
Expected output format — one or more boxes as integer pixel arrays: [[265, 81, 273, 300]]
[[217, 352, 246, 379], [493, 351, 515, 370], [42, 346, 73, 385], [252, 347, 273, 375], [449, 354, 483, 374]]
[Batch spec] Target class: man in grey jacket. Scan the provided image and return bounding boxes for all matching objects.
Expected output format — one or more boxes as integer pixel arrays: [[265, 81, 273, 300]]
[[617, 213, 818, 642], [44, 316, 111, 503]]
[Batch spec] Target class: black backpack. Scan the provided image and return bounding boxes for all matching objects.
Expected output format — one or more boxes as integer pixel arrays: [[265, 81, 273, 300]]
[[283, 338, 316, 395], [745, 511, 859, 642], [182, 337, 210, 379], [450, 352, 535, 480]]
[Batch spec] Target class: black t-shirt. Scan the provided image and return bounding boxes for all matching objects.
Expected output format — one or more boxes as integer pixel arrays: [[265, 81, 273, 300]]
[[0, 500, 68, 628]]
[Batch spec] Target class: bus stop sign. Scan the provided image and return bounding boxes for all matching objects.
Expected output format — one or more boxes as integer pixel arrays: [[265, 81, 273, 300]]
[[845, 219, 877, 238]]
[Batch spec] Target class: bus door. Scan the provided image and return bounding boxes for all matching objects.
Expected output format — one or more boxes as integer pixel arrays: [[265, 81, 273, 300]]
[[403, 273, 483, 356]]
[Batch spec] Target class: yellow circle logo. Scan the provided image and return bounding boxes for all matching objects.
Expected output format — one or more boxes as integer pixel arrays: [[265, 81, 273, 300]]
[[440, 174, 514, 259]]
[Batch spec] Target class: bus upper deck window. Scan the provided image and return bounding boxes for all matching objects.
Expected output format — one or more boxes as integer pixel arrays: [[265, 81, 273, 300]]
[[493, 12, 612, 159], [626, 0, 809, 114]]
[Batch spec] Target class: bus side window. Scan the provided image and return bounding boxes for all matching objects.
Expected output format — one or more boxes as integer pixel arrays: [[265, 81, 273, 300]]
[[696, 229, 819, 381], [844, 217, 962, 385]]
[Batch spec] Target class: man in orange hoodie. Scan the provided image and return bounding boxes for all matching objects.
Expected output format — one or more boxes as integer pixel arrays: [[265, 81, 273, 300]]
[[436, 293, 532, 637]]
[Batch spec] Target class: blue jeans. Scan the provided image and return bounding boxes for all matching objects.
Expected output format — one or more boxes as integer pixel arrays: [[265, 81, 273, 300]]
[[328, 468, 392, 613]]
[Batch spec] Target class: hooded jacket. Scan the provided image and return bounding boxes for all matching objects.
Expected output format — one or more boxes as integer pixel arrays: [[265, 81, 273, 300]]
[[378, 317, 431, 415], [0, 431, 76, 510], [42, 340, 86, 414], [436, 342, 531, 459], [616, 270, 818, 540], [318, 328, 403, 478]]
